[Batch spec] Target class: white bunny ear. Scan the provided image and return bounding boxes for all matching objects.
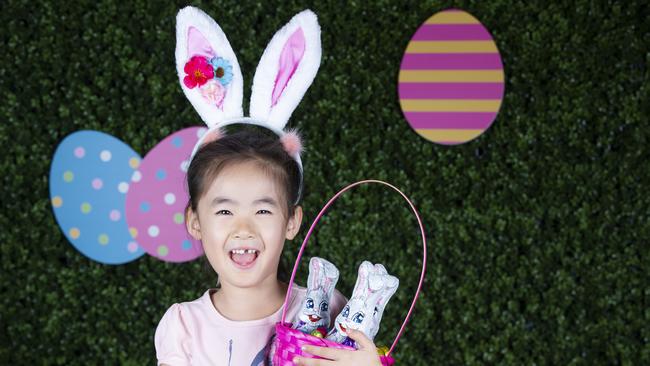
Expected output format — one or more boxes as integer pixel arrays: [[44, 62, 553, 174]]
[[321, 258, 340, 294], [374, 275, 399, 318], [373, 264, 388, 275], [175, 6, 244, 127], [366, 274, 399, 340], [322, 259, 340, 280], [352, 261, 374, 297], [308, 257, 340, 290], [368, 273, 384, 292], [307, 257, 321, 289], [249, 9, 321, 130]]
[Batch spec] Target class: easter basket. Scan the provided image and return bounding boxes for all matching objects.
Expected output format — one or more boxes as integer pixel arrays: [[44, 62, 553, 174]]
[[272, 180, 428, 365]]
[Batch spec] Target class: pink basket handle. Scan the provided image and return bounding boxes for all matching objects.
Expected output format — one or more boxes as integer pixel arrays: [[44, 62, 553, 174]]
[[280, 180, 427, 357]]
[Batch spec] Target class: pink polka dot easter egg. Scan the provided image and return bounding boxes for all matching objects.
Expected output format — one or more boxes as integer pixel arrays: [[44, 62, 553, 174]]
[[125, 127, 205, 262], [398, 9, 505, 145]]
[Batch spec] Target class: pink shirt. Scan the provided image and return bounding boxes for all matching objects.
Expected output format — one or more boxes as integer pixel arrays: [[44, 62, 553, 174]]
[[155, 284, 347, 366]]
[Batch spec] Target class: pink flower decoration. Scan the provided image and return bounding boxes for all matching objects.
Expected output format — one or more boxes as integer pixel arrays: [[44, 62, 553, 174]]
[[199, 79, 226, 107], [183, 56, 214, 89]]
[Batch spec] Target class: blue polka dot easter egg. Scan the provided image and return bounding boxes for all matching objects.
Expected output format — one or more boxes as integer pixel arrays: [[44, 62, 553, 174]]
[[49, 131, 146, 264]]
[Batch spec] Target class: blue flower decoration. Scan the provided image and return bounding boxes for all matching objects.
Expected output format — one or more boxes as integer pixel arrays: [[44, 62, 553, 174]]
[[209, 57, 233, 86]]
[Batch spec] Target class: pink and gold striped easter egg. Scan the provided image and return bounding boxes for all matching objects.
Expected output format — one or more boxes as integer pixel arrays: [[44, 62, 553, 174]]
[[398, 9, 504, 145]]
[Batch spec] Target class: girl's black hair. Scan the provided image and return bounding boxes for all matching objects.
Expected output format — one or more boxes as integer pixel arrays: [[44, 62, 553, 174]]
[[187, 125, 302, 216]]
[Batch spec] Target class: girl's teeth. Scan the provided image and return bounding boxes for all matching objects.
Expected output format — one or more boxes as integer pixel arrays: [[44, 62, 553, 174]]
[[231, 249, 258, 254]]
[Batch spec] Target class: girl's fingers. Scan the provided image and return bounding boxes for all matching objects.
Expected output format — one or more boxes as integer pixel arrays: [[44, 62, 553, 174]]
[[346, 329, 375, 351], [301, 345, 340, 361], [293, 354, 332, 366]]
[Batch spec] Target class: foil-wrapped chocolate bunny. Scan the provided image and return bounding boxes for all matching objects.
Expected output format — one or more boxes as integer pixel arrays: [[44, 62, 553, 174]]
[[326, 261, 399, 348], [293, 257, 340, 335]]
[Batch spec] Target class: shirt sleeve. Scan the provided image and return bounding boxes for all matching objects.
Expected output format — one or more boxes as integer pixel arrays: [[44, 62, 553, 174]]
[[154, 303, 192, 366]]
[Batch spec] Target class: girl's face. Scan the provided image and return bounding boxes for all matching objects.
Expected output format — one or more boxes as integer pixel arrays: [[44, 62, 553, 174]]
[[186, 160, 302, 289]]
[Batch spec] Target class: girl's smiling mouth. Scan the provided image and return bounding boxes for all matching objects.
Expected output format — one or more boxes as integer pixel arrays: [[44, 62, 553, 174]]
[[229, 248, 260, 269]]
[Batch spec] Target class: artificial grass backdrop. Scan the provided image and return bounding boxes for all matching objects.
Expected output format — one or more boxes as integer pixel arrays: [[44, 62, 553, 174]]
[[1, 0, 647, 364]]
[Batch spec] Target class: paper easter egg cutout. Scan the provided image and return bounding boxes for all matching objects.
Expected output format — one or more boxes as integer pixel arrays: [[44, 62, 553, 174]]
[[398, 9, 505, 145], [49, 131, 146, 264], [125, 127, 205, 262]]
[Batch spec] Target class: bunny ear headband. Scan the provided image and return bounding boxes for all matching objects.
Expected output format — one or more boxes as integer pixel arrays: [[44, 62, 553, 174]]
[[176, 6, 322, 204]]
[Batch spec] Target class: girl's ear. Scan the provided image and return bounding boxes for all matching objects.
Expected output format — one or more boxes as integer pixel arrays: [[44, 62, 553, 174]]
[[285, 205, 303, 240], [185, 207, 202, 240], [249, 10, 321, 131]]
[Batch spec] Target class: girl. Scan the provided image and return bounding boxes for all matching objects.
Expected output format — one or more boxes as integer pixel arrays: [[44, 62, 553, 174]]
[[154, 127, 384, 366], [156, 7, 384, 365]]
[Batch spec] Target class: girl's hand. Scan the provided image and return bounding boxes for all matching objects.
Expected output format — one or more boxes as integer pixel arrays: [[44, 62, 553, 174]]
[[293, 329, 383, 366]]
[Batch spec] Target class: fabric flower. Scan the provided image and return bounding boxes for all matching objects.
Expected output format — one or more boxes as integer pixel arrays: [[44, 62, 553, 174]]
[[183, 56, 213, 89], [199, 79, 226, 107], [209, 57, 233, 86]]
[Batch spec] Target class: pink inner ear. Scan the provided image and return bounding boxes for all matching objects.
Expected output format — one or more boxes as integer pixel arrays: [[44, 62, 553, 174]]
[[187, 26, 217, 59], [271, 28, 306, 106]]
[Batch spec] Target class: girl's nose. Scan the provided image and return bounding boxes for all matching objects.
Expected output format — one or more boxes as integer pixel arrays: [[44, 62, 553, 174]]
[[233, 231, 254, 239], [232, 218, 255, 239]]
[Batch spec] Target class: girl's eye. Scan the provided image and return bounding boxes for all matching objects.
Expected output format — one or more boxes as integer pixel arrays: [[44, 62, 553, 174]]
[[352, 312, 364, 324], [216, 210, 232, 215], [257, 209, 272, 214]]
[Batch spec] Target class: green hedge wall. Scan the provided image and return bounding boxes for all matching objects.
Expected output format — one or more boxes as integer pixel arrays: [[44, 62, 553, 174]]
[[1, 0, 648, 364]]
